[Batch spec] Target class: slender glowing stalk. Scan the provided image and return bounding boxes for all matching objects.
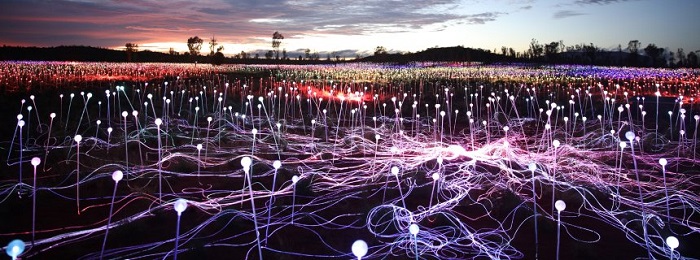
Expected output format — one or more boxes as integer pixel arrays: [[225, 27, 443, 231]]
[[241, 156, 263, 260], [155, 118, 163, 203], [291, 175, 299, 224], [74, 135, 82, 215], [173, 199, 188, 260], [265, 160, 282, 244], [528, 162, 539, 259], [100, 170, 123, 260], [30, 157, 41, 246], [555, 200, 566, 260], [409, 224, 420, 260]]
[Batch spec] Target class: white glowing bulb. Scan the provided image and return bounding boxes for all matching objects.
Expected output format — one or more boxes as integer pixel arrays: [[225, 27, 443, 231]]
[[555, 200, 566, 212], [528, 163, 537, 172], [666, 236, 679, 250], [409, 224, 420, 236], [112, 170, 123, 182], [391, 166, 399, 176], [351, 240, 368, 258], [174, 198, 188, 215], [31, 157, 41, 166], [240, 156, 252, 170], [273, 160, 282, 169]]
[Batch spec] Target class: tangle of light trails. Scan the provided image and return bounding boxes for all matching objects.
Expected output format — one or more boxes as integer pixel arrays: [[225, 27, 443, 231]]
[[1, 61, 699, 259]]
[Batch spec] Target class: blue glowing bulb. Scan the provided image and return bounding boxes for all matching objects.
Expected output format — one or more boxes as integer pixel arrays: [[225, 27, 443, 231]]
[[5, 239, 25, 258]]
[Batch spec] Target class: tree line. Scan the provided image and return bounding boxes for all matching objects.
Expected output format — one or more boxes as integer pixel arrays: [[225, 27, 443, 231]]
[[5, 32, 699, 68], [517, 39, 699, 68]]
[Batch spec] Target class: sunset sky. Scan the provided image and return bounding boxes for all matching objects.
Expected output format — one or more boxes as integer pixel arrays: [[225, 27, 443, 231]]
[[1, 0, 698, 57]]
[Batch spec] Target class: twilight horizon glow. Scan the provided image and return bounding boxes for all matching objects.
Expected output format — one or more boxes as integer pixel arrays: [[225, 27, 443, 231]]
[[0, 0, 699, 57]]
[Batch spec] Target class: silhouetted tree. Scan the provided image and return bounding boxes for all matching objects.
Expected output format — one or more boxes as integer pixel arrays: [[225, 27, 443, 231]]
[[265, 50, 274, 59], [627, 40, 641, 66], [209, 36, 218, 55], [676, 48, 686, 67], [211, 51, 225, 65], [582, 43, 598, 65], [187, 36, 203, 56], [501, 46, 507, 56], [125, 43, 138, 61], [282, 49, 288, 60], [374, 46, 387, 56], [528, 39, 543, 59], [272, 31, 284, 59], [644, 44, 664, 67], [687, 51, 698, 67], [169, 47, 176, 55], [304, 49, 311, 60], [558, 40, 566, 53], [544, 41, 559, 62]]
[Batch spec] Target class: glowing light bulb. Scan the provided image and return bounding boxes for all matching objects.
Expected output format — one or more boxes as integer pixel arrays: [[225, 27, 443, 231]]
[[391, 166, 399, 176], [5, 239, 25, 258], [351, 240, 368, 259], [112, 170, 123, 182], [273, 160, 282, 169], [409, 224, 420, 236], [659, 158, 667, 166], [31, 157, 41, 166], [555, 200, 566, 212], [666, 236, 679, 250], [174, 198, 188, 215], [240, 156, 252, 170]]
